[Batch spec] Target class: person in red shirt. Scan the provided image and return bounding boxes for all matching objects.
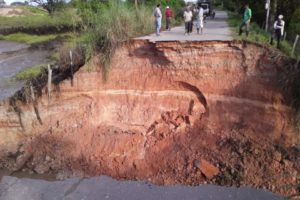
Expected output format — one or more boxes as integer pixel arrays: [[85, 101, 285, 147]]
[[165, 6, 173, 31]]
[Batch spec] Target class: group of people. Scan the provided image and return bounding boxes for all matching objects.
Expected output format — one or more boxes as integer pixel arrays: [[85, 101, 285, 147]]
[[239, 4, 285, 48], [153, 4, 205, 36], [153, 4, 170, 36], [183, 6, 205, 35], [154, 3, 285, 48]]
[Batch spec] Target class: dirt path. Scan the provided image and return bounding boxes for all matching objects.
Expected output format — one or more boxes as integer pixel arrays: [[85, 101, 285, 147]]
[[0, 8, 25, 17], [137, 11, 232, 42]]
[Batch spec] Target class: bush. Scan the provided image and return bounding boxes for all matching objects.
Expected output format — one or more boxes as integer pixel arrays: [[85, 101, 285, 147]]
[[77, 1, 154, 78], [14, 64, 47, 81], [228, 12, 300, 59]]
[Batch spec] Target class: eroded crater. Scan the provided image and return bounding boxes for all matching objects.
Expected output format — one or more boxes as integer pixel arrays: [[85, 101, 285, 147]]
[[0, 40, 299, 195]]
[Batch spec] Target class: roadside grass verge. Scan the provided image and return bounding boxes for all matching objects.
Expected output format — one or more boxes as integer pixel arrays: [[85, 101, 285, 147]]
[[0, 33, 56, 44], [80, 2, 154, 76], [14, 64, 47, 81], [228, 12, 300, 60]]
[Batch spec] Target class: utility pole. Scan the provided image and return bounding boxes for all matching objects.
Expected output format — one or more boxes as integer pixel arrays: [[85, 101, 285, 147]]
[[265, 0, 270, 31]]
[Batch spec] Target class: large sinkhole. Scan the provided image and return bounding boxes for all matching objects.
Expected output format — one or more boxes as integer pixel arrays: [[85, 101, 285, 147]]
[[0, 40, 299, 195]]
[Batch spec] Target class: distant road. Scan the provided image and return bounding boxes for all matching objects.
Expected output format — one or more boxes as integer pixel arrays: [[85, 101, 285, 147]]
[[137, 11, 232, 42]]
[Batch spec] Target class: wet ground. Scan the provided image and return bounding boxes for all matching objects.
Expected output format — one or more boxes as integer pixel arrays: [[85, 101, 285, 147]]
[[0, 176, 283, 200], [0, 41, 52, 100]]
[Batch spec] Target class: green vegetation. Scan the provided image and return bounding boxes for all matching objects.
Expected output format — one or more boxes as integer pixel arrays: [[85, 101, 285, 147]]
[[14, 64, 47, 81], [228, 12, 300, 60], [79, 2, 152, 77], [0, 32, 76, 44], [219, 0, 300, 59], [0, 33, 57, 44], [76, 0, 184, 78], [29, 0, 66, 15], [22, 6, 48, 16]]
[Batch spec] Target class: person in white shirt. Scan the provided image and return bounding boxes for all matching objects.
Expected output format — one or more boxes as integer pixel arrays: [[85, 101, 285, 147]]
[[154, 4, 162, 36], [196, 6, 204, 34], [183, 7, 193, 35], [273, 15, 285, 48]]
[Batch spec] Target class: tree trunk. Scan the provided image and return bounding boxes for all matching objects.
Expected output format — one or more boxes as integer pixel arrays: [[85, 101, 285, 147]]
[[135, 0, 138, 10], [269, 0, 278, 30]]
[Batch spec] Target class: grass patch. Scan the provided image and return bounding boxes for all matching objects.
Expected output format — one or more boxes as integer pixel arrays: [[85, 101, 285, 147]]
[[22, 6, 48, 16], [14, 64, 47, 81], [0, 33, 57, 44], [80, 2, 154, 77], [0, 32, 77, 44]]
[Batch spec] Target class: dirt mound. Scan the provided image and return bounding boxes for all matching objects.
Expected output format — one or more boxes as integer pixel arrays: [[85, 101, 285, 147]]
[[0, 40, 299, 196]]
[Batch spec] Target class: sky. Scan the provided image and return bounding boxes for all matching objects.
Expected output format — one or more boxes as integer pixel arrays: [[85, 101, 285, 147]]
[[4, 0, 24, 5]]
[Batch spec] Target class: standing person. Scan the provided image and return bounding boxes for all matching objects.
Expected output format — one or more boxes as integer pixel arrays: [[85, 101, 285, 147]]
[[239, 4, 252, 37], [165, 6, 173, 31], [196, 6, 204, 34], [184, 8, 193, 35], [154, 4, 162, 36], [273, 15, 285, 48]]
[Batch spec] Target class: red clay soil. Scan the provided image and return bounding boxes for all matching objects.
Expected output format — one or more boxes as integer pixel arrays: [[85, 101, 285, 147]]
[[0, 40, 299, 196]]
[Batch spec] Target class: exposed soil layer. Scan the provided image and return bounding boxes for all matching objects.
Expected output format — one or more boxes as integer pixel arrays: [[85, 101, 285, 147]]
[[0, 40, 299, 196]]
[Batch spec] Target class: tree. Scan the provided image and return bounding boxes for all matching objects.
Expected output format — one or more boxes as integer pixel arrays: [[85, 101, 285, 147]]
[[30, 0, 65, 14], [289, 7, 300, 36], [135, 0, 138, 9]]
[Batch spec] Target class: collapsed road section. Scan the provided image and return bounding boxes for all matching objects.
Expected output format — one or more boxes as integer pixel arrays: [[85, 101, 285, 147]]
[[0, 40, 299, 195]]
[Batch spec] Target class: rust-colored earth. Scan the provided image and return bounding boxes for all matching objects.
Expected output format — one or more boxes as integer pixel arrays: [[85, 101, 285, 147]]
[[0, 40, 299, 196]]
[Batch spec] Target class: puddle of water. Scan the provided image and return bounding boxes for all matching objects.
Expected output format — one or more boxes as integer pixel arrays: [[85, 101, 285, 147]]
[[0, 41, 29, 54]]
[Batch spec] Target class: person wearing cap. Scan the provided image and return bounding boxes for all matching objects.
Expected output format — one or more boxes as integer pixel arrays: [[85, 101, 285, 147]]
[[273, 15, 285, 48], [165, 6, 173, 31], [239, 4, 252, 37], [196, 6, 204, 34]]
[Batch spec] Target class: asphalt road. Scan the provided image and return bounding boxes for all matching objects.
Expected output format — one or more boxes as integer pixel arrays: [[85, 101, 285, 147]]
[[138, 11, 232, 42], [0, 176, 283, 200]]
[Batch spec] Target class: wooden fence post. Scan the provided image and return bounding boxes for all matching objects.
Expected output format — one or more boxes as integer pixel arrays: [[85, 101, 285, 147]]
[[47, 64, 52, 101], [283, 32, 287, 41], [70, 50, 74, 86], [291, 35, 299, 57], [30, 82, 35, 102], [30, 82, 43, 125]]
